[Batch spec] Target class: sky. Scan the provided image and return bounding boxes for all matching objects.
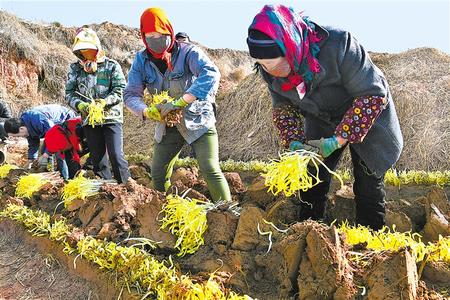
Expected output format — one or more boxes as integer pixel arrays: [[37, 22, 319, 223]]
[[1, 0, 449, 53]]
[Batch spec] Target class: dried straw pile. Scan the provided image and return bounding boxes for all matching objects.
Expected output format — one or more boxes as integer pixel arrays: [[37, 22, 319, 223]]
[[217, 48, 450, 171]]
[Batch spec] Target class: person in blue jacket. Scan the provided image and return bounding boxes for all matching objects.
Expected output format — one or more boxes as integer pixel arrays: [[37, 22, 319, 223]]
[[4, 104, 76, 175], [124, 7, 231, 202]]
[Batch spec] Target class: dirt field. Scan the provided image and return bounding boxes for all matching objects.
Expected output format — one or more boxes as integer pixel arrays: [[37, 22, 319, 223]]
[[0, 222, 98, 300], [0, 144, 448, 299]]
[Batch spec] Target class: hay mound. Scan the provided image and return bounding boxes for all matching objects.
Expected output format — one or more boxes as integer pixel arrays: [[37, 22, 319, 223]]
[[217, 48, 450, 171], [216, 73, 276, 161]]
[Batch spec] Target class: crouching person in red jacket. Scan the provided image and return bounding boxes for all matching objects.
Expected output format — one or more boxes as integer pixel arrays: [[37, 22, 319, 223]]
[[44, 117, 90, 179]]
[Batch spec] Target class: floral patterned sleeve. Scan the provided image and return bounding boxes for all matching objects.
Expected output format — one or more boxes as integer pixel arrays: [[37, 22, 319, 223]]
[[272, 105, 306, 149], [335, 95, 386, 143]]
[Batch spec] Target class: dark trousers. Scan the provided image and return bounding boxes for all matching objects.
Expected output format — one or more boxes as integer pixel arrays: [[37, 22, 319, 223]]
[[83, 123, 130, 183], [56, 150, 81, 180], [299, 146, 386, 230]]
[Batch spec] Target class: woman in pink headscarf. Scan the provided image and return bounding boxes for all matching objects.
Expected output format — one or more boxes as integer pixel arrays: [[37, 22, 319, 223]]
[[247, 5, 403, 230]]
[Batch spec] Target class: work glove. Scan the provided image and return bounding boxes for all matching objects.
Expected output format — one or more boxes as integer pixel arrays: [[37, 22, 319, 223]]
[[143, 104, 162, 122], [37, 154, 54, 171], [77, 101, 90, 116], [289, 140, 319, 152], [95, 98, 107, 108], [159, 97, 188, 118], [24, 160, 34, 170], [37, 155, 48, 169], [306, 136, 343, 158]]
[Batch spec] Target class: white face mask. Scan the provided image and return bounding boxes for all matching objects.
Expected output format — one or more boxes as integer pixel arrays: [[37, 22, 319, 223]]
[[257, 57, 291, 77]]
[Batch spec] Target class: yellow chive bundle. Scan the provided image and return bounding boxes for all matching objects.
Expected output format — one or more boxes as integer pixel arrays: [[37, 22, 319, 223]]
[[0, 204, 51, 236], [426, 235, 450, 263], [173, 273, 252, 299], [338, 222, 450, 263], [144, 91, 182, 127], [263, 150, 343, 197], [61, 175, 101, 208], [152, 90, 174, 104], [49, 218, 71, 242], [75, 236, 177, 288], [159, 194, 211, 257], [385, 170, 450, 187], [0, 204, 252, 299], [15, 173, 50, 198], [87, 101, 105, 127], [143, 90, 175, 105], [0, 164, 18, 179]]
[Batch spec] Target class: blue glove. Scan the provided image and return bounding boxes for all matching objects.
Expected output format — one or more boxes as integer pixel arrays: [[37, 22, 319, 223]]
[[306, 136, 343, 158], [289, 140, 317, 152]]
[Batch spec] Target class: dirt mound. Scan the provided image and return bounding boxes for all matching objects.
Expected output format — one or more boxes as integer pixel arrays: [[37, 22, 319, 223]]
[[0, 12, 74, 106], [216, 48, 450, 171], [365, 249, 418, 300], [204, 47, 254, 91], [297, 226, 356, 299], [371, 49, 450, 171], [0, 164, 449, 299]]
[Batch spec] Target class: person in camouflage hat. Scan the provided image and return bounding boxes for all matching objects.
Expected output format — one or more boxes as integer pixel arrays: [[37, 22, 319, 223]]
[[65, 27, 130, 183]]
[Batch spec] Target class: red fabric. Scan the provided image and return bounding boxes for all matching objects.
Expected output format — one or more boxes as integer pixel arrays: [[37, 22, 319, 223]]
[[44, 117, 82, 163], [140, 8, 175, 70], [281, 73, 303, 92]]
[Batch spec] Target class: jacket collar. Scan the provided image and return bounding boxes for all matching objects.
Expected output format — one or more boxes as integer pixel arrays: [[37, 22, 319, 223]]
[[314, 22, 329, 48]]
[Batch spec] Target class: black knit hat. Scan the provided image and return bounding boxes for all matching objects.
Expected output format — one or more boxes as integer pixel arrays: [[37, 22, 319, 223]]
[[247, 29, 283, 59], [175, 32, 190, 41]]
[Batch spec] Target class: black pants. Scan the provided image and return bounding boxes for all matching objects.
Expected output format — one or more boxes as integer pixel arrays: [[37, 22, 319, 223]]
[[299, 146, 386, 230], [83, 123, 130, 183], [56, 150, 81, 180]]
